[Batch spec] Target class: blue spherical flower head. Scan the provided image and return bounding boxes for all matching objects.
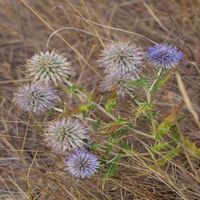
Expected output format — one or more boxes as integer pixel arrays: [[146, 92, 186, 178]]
[[65, 149, 100, 179], [147, 44, 184, 69]]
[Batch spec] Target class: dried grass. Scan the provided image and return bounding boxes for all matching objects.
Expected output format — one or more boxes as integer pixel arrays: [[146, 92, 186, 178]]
[[1, 0, 200, 199]]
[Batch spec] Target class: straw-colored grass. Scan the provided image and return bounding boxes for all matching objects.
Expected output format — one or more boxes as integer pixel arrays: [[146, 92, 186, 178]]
[[1, 0, 200, 199]]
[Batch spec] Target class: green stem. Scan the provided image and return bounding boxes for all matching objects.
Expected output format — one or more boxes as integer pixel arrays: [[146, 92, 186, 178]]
[[64, 80, 155, 140], [149, 68, 163, 92], [146, 68, 163, 136]]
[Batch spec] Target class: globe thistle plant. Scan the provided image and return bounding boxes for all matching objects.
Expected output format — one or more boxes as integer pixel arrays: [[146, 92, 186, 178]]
[[44, 118, 90, 155], [26, 51, 75, 85], [101, 73, 136, 97], [65, 149, 100, 179], [99, 41, 144, 76], [147, 44, 184, 69], [13, 82, 57, 113]]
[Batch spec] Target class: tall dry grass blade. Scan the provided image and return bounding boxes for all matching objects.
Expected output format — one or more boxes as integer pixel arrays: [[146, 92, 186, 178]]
[[176, 71, 200, 129]]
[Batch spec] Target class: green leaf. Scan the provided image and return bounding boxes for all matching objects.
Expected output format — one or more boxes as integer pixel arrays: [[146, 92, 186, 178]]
[[79, 95, 96, 113], [105, 98, 117, 112], [66, 84, 80, 94], [183, 137, 200, 158], [151, 141, 169, 153], [136, 101, 154, 119], [79, 102, 96, 112], [151, 72, 171, 93], [91, 120, 103, 131], [91, 143, 102, 151], [104, 118, 127, 129], [127, 76, 151, 89], [153, 147, 181, 167], [103, 155, 121, 181], [105, 128, 128, 153], [155, 105, 182, 139]]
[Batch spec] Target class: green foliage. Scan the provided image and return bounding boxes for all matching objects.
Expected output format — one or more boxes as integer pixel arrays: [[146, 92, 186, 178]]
[[151, 141, 169, 153], [127, 76, 151, 89], [111, 126, 128, 139], [79, 102, 96, 112], [155, 121, 174, 139], [101, 127, 126, 181], [105, 127, 128, 153], [136, 101, 154, 119], [104, 117, 127, 129], [120, 142, 138, 155], [154, 104, 182, 139], [66, 84, 80, 94], [91, 142, 102, 151], [183, 137, 200, 158], [153, 146, 181, 167], [91, 119, 103, 131], [103, 155, 122, 181], [79, 95, 96, 113], [150, 72, 171, 93], [105, 98, 117, 112]]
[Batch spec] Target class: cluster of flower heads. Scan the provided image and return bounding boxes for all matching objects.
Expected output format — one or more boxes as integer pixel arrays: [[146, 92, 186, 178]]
[[45, 118, 100, 178], [13, 42, 184, 179], [13, 51, 99, 179], [99, 42, 184, 96], [14, 51, 75, 114]]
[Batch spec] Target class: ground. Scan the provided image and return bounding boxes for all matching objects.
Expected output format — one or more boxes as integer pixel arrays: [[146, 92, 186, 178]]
[[1, 0, 200, 200]]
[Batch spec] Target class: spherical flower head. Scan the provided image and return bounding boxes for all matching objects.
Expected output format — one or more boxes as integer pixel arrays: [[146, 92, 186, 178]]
[[45, 118, 90, 155], [100, 73, 136, 97], [147, 44, 184, 69], [26, 51, 75, 85], [99, 41, 144, 76], [13, 82, 57, 113], [65, 149, 100, 179]]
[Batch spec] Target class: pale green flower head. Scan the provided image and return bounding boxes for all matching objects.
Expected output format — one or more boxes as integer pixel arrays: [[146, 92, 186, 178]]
[[26, 51, 75, 85]]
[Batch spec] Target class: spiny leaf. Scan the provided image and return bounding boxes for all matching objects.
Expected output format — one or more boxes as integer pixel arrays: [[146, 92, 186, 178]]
[[151, 147, 181, 168], [106, 118, 127, 127], [183, 137, 200, 158], [105, 128, 128, 153], [120, 141, 138, 155], [151, 72, 171, 93], [79, 102, 96, 112], [66, 84, 80, 94], [135, 101, 154, 120], [105, 98, 117, 112], [127, 76, 151, 89], [79, 95, 96, 113], [91, 120, 103, 131], [91, 143, 102, 151], [103, 155, 122, 181], [151, 141, 169, 153], [155, 103, 183, 139]]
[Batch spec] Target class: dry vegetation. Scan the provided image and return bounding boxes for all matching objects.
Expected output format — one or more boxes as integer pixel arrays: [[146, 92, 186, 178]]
[[1, 0, 200, 199]]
